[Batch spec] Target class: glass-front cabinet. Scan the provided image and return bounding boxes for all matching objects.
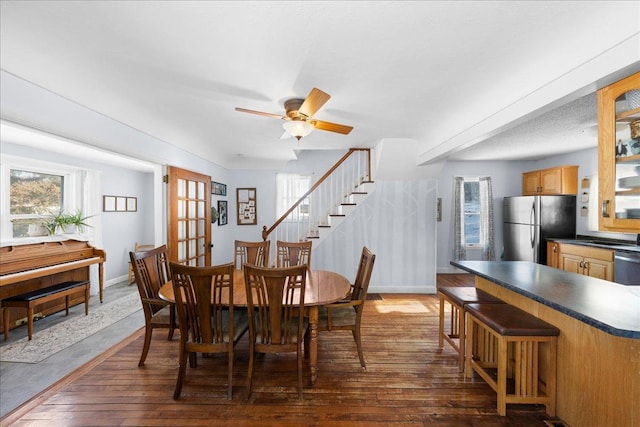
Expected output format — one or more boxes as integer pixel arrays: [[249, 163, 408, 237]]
[[598, 72, 640, 233]]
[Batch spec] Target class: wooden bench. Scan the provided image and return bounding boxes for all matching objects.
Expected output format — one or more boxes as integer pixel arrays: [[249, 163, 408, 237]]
[[2, 280, 90, 341], [438, 286, 503, 371], [465, 303, 559, 417]]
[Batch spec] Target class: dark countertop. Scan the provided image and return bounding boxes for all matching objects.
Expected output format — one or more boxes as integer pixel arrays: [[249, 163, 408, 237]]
[[450, 260, 640, 339], [549, 236, 640, 253]]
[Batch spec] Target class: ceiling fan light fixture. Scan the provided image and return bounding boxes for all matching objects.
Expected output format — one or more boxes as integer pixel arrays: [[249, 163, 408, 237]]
[[282, 120, 314, 141]]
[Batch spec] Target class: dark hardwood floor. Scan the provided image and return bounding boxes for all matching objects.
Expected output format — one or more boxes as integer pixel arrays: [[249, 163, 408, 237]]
[[2, 274, 553, 426]]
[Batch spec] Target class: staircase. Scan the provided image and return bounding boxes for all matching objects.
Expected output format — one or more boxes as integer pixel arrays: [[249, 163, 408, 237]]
[[314, 180, 375, 243], [262, 148, 375, 249]]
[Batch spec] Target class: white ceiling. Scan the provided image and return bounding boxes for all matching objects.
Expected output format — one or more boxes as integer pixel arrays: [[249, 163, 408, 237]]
[[1, 1, 639, 169]]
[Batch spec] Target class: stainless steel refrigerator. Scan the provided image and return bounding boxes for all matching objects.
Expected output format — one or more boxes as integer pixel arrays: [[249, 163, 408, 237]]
[[503, 195, 576, 264]]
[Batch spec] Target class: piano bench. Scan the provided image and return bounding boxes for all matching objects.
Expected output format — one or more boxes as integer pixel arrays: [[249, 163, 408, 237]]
[[2, 280, 90, 341]]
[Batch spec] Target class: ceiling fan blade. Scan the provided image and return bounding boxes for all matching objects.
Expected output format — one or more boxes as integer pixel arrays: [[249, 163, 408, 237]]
[[235, 107, 286, 120], [311, 119, 353, 135], [298, 88, 331, 118]]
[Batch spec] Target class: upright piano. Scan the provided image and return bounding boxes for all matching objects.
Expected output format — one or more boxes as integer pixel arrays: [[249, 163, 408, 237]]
[[0, 239, 106, 334]]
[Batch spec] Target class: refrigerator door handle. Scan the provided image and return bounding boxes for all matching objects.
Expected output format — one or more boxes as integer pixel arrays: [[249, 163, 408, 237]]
[[530, 203, 536, 248]]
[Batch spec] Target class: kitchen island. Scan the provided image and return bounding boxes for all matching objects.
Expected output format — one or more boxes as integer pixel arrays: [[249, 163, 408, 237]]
[[451, 260, 639, 427]]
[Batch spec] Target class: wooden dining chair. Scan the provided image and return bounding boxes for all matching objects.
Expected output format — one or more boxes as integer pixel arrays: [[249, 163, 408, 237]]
[[128, 242, 155, 284], [129, 245, 177, 367], [276, 240, 312, 268], [234, 240, 270, 269], [318, 246, 376, 369], [243, 263, 308, 400], [169, 262, 249, 400]]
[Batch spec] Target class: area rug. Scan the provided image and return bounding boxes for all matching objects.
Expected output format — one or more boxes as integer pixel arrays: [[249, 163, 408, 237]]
[[0, 292, 141, 364]]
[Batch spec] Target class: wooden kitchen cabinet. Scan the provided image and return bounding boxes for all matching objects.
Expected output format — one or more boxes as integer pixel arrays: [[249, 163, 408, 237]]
[[558, 243, 614, 281], [522, 165, 578, 195], [547, 241, 560, 268], [597, 71, 640, 233]]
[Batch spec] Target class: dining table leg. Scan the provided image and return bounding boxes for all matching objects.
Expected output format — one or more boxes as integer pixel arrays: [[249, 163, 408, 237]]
[[308, 306, 319, 385]]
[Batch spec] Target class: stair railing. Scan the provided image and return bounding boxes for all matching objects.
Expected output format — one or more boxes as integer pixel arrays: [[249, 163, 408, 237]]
[[262, 148, 371, 244]]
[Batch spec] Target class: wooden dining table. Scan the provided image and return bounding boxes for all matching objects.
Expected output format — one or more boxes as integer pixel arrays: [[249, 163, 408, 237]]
[[158, 268, 351, 385]]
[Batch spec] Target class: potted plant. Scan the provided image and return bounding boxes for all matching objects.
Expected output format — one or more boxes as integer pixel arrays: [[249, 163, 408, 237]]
[[45, 209, 94, 235]]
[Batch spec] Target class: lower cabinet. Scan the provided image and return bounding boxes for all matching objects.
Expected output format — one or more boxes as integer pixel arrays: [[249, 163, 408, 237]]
[[547, 241, 560, 268], [557, 243, 614, 281]]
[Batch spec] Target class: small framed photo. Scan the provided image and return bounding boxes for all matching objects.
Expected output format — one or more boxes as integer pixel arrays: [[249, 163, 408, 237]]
[[116, 197, 127, 212], [212, 181, 227, 196], [218, 200, 228, 226], [103, 195, 116, 212], [126, 197, 137, 212]]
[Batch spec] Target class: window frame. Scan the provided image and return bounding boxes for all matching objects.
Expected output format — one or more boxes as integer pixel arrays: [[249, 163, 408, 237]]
[[1, 155, 80, 240]]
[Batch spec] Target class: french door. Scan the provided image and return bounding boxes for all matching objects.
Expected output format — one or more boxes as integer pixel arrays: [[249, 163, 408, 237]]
[[167, 166, 211, 266]]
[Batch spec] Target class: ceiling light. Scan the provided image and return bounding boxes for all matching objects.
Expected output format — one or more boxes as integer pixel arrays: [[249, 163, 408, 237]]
[[282, 120, 314, 141]]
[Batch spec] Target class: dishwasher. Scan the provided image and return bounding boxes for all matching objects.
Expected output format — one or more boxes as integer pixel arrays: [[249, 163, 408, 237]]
[[614, 251, 640, 285]]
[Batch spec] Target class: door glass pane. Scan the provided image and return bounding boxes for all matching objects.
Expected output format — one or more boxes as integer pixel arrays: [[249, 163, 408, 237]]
[[198, 181, 204, 198], [189, 239, 196, 256], [188, 180, 196, 198], [188, 220, 196, 238], [178, 220, 186, 239], [178, 241, 186, 261], [178, 179, 185, 197], [198, 219, 205, 236], [198, 200, 204, 217], [188, 201, 196, 218]]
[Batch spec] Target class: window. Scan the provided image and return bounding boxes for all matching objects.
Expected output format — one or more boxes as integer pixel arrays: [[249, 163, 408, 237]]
[[276, 173, 311, 221], [1, 156, 77, 240], [463, 180, 480, 247], [454, 176, 495, 261], [10, 169, 65, 237]]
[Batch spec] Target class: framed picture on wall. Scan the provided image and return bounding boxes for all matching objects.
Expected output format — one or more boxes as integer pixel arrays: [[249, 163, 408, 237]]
[[218, 200, 228, 226], [236, 187, 257, 225], [212, 181, 227, 196]]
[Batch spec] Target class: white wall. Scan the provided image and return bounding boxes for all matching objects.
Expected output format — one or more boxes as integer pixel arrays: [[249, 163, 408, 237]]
[[436, 160, 524, 273], [436, 148, 637, 274], [0, 141, 155, 285], [314, 179, 438, 293]]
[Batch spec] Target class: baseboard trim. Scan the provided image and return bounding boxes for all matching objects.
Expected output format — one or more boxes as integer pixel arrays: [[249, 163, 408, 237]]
[[369, 285, 436, 294]]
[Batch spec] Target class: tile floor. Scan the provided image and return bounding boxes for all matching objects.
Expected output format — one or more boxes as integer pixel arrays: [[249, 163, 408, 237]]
[[0, 281, 143, 417]]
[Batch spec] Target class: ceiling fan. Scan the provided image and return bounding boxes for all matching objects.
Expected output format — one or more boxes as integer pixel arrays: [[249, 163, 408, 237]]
[[235, 88, 353, 140]]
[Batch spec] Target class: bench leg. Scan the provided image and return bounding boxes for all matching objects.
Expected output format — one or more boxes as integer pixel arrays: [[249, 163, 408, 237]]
[[65, 295, 70, 316], [496, 337, 508, 416], [85, 285, 90, 315], [27, 306, 34, 341], [438, 294, 445, 349], [3, 307, 9, 341]]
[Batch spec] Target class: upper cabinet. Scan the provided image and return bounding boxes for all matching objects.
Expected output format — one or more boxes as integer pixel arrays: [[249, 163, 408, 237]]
[[522, 165, 578, 196], [598, 72, 640, 233]]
